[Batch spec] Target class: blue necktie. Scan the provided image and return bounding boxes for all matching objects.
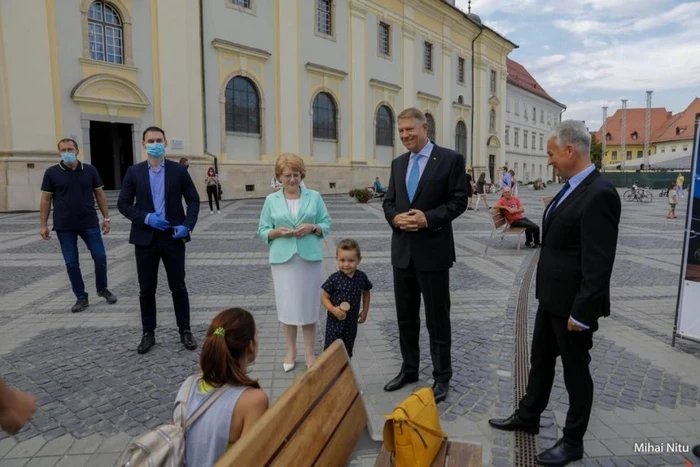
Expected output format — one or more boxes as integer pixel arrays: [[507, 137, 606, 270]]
[[547, 181, 570, 218], [407, 154, 424, 202]]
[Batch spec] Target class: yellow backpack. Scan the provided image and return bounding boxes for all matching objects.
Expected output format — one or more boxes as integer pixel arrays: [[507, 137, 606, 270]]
[[382, 388, 447, 467]]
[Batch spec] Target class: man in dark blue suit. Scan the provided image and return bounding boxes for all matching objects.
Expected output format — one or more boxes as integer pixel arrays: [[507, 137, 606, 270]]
[[118, 126, 200, 354]]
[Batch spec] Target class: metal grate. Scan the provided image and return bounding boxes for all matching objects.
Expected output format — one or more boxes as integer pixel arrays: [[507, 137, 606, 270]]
[[514, 251, 540, 467]]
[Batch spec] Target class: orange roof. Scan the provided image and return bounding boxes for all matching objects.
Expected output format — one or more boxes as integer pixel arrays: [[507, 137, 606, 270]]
[[596, 108, 672, 146], [506, 58, 565, 108], [651, 97, 700, 143]]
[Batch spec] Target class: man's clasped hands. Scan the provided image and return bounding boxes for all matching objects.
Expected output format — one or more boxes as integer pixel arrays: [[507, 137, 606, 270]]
[[146, 213, 190, 239], [392, 209, 428, 231]]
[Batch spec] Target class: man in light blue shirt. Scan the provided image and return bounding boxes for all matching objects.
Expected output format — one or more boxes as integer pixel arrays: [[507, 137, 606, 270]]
[[501, 167, 512, 190]]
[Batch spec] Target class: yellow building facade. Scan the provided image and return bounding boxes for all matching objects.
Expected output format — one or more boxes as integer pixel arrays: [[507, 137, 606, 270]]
[[0, 0, 515, 212]]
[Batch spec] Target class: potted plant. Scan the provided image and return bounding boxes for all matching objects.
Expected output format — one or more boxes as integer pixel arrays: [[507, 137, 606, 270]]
[[354, 188, 371, 203]]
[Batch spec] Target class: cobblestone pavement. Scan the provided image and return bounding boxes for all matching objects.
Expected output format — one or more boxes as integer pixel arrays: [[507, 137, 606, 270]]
[[0, 183, 699, 466]]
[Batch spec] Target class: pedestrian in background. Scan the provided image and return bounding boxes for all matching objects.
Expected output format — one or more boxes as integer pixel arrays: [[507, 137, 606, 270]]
[[205, 167, 221, 214]]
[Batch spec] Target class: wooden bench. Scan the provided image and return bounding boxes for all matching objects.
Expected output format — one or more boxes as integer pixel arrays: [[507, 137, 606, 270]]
[[216, 340, 367, 466], [216, 340, 482, 466], [484, 207, 527, 254], [375, 439, 481, 467]]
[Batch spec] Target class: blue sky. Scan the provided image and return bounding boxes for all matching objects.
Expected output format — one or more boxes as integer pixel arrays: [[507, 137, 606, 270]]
[[456, 0, 700, 131]]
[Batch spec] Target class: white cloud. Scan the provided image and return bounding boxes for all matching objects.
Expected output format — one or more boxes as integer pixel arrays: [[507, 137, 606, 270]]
[[525, 27, 700, 93], [632, 1, 700, 32], [484, 20, 518, 36], [544, 44, 551, 50], [562, 99, 627, 130], [526, 54, 568, 72], [582, 38, 607, 48], [553, 19, 624, 36]]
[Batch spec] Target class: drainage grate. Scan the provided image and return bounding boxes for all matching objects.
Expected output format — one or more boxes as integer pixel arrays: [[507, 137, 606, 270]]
[[514, 251, 539, 467]]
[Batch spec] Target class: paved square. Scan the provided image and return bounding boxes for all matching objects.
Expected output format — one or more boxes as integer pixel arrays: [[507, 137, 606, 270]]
[[0, 184, 698, 466]]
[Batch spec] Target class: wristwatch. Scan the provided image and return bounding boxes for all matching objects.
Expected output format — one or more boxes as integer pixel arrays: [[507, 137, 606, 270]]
[[103, 218, 111, 222], [312, 226, 318, 234]]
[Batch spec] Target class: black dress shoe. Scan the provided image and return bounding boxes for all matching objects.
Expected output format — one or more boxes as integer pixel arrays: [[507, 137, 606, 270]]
[[181, 330, 197, 351], [137, 333, 156, 354], [536, 439, 583, 465], [432, 381, 449, 403], [97, 288, 117, 304], [384, 372, 419, 392], [488, 413, 539, 434], [71, 297, 89, 313]]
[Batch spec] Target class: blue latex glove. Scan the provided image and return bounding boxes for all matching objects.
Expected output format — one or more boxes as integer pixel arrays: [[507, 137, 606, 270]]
[[172, 225, 190, 239], [146, 213, 170, 231]]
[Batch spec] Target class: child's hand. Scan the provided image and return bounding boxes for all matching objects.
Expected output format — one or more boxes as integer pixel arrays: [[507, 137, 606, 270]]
[[333, 307, 347, 321], [358, 312, 368, 324]]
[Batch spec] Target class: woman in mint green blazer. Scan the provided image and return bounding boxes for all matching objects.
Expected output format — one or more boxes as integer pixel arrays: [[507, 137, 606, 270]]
[[257, 153, 331, 372]]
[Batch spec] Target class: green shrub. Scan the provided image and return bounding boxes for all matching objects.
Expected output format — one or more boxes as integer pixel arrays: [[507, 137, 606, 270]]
[[348, 189, 356, 197], [354, 188, 371, 203]]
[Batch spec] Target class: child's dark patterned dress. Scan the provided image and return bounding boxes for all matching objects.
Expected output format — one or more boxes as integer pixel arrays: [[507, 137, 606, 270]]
[[322, 270, 372, 357]]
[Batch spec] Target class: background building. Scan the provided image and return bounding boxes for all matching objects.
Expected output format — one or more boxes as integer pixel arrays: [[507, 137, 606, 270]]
[[599, 108, 672, 168], [0, 0, 516, 212], [504, 58, 565, 184], [649, 97, 700, 169]]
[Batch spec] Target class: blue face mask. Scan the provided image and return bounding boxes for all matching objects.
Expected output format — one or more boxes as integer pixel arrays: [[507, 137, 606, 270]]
[[61, 152, 77, 164], [145, 143, 165, 158]]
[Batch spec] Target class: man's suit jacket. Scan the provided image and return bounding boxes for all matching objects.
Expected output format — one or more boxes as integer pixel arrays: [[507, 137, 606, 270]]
[[383, 144, 469, 271], [257, 187, 332, 264], [536, 169, 621, 327], [117, 159, 200, 246]]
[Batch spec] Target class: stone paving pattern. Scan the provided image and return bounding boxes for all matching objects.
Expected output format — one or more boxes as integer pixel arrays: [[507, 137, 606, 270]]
[[0, 184, 699, 466]]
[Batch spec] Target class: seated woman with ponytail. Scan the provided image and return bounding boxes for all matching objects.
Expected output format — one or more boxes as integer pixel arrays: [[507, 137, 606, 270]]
[[176, 308, 269, 466]]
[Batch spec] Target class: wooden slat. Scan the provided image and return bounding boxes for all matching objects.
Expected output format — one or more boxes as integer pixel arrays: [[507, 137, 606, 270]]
[[446, 441, 482, 467], [272, 366, 359, 466], [375, 445, 392, 466], [429, 441, 448, 466], [312, 394, 368, 466], [216, 341, 348, 467]]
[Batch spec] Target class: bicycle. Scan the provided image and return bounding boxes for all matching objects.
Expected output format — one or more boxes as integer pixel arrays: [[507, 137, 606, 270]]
[[659, 187, 670, 197], [623, 187, 653, 203]]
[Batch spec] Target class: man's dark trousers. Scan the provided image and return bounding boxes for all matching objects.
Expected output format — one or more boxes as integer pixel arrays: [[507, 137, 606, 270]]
[[393, 260, 451, 383], [516, 307, 595, 446], [511, 218, 541, 245], [135, 230, 190, 335]]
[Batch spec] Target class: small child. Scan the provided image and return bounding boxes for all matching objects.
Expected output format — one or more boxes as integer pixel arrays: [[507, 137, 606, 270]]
[[667, 183, 678, 219], [322, 239, 372, 358]]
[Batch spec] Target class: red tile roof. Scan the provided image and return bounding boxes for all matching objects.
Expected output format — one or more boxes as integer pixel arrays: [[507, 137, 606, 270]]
[[506, 58, 565, 108], [595, 108, 672, 146], [651, 97, 700, 143]]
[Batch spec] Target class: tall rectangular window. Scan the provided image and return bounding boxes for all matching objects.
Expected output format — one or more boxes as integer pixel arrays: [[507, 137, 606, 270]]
[[539, 134, 543, 150], [626, 150, 632, 160], [424, 41, 433, 71], [316, 0, 332, 36], [540, 109, 544, 122], [378, 21, 390, 56], [505, 127, 510, 145], [532, 134, 536, 149], [515, 129, 520, 146], [490, 70, 497, 94], [524, 131, 529, 148], [457, 57, 465, 83]]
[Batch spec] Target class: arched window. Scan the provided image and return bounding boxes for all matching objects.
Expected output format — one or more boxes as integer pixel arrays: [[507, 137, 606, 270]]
[[88, 2, 123, 64], [425, 113, 436, 142], [225, 76, 260, 134], [455, 121, 467, 156], [312, 92, 337, 140], [375, 105, 394, 147], [489, 109, 496, 132]]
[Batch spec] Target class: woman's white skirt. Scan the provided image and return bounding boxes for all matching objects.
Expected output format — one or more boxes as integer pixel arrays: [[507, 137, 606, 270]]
[[271, 254, 322, 326]]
